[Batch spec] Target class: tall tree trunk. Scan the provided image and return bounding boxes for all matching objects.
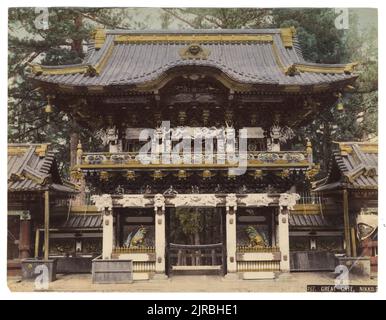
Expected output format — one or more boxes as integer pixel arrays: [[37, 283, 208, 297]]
[[322, 118, 332, 175], [72, 14, 84, 58], [70, 132, 79, 168]]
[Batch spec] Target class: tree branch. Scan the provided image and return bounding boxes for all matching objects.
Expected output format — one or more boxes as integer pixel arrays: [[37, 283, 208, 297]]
[[161, 8, 200, 29]]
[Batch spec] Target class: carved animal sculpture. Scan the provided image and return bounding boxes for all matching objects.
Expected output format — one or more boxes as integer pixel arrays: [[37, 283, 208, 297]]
[[124, 226, 147, 247], [245, 226, 267, 248]]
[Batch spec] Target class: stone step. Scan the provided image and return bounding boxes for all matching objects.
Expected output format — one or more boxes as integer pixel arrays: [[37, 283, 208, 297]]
[[171, 265, 223, 276], [241, 271, 276, 280]]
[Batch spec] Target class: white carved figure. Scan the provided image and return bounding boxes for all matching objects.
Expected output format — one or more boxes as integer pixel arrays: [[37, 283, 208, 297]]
[[225, 193, 238, 213], [154, 193, 166, 212], [278, 193, 300, 210], [152, 127, 164, 154], [91, 194, 113, 212], [267, 125, 295, 152], [117, 195, 150, 208], [242, 194, 273, 207], [225, 126, 236, 154]]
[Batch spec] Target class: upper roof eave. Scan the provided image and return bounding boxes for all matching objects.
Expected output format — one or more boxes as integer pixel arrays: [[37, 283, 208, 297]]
[[28, 27, 359, 90]]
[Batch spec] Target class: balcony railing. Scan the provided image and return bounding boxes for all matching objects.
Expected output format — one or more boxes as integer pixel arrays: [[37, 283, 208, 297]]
[[113, 246, 155, 254], [77, 150, 312, 169], [237, 246, 280, 253]]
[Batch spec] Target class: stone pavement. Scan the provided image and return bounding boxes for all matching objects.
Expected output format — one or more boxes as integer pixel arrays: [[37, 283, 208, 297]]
[[7, 272, 377, 292]]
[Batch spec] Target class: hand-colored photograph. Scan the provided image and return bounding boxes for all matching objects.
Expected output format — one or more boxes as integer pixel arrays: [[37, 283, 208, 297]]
[[7, 7, 378, 293]]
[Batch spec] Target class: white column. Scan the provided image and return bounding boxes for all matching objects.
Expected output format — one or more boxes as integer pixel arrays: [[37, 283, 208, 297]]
[[102, 209, 113, 259], [155, 208, 166, 274], [153, 194, 167, 278], [226, 207, 237, 274], [278, 207, 290, 272]]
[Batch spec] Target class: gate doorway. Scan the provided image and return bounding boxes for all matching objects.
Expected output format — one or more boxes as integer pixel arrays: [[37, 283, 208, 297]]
[[166, 207, 226, 276]]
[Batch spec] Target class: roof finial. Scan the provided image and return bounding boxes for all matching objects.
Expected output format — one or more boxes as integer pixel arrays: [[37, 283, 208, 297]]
[[93, 28, 106, 50]]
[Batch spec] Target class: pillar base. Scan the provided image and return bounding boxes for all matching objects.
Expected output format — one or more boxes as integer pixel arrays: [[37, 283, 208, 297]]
[[152, 273, 169, 280], [242, 271, 276, 280], [222, 273, 239, 281]]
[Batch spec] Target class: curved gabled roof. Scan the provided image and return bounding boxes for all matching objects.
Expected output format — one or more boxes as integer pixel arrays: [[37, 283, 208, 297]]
[[30, 28, 358, 91], [314, 142, 378, 191], [8, 144, 77, 193]]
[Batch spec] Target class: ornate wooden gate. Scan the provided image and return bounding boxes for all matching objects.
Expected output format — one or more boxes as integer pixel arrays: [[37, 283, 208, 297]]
[[167, 243, 225, 276]]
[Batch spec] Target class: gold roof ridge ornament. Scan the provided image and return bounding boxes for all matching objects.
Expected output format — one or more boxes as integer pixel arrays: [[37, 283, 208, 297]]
[[179, 43, 211, 60], [8, 144, 49, 157], [280, 27, 296, 48], [114, 34, 273, 44], [284, 61, 359, 75], [93, 28, 107, 50]]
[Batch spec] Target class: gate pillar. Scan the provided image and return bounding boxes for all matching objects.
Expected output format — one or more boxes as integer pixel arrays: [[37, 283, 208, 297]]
[[154, 194, 168, 279], [225, 194, 238, 277]]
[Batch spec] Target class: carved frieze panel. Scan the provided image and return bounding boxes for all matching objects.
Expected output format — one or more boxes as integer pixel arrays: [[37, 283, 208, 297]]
[[240, 194, 273, 207], [117, 195, 151, 208], [169, 194, 222, 207]]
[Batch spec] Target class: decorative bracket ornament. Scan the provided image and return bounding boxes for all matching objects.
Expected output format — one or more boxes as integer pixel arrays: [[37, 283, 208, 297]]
[[225, 193, 238, 214], [285, 64, 300, 76], [20, 211, 31, 221], [70, 168, 84, 183], [305, 164, 320, 181], [179, 44, 211, 60], [117, 195, 151, 208], [91, 194, 113, 212], [278, 193, 300, 210], [154, 194, 166, 213]]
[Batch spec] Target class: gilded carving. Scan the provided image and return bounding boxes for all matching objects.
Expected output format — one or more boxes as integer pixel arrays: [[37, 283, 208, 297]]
[[179, 44, 211, 60]]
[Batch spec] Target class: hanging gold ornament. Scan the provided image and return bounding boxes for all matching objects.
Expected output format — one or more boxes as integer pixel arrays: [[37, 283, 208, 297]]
[[45, 95, 53, 113], [99, 171, 109, 181], [336, 102, 344, 111], [336, 93, 344, 111], [152, 170, 164, 180], [202, 169, 215, 179], [227, 171, 237, 180], [249, 169, 263, 179], [176, 169, 187, 180], [126, 170, 136, 181]]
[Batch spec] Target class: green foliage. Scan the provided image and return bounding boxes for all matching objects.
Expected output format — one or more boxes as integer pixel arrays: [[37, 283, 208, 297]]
[[175, 208, 204, 238], [162, 8, 271, 29], [272, 8, 347, 63]]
